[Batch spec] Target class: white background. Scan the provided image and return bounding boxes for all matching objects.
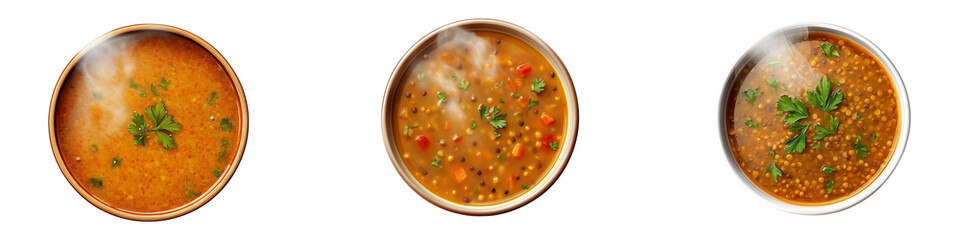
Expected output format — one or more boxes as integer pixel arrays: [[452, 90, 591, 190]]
[[1, 0, 956, 239]]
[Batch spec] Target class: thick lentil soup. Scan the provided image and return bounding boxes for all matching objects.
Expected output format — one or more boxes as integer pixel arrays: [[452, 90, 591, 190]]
[[55, 31, 241, 212], [392, 30, 567, 205], [725, 32, 900, 204]]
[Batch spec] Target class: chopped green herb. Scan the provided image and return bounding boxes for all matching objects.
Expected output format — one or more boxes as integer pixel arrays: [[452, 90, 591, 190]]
[[457, 80, 469, 90], [221, 139, 228, 147], [776, 95, 809, 125], [526, 98, 539, 111], [404, 125, 419, 137], [431, 156, 440, 167], [531, 78, 545, 93], [417, 71, 424, 79], [812, 142, 823, 149], [218, 150, 227, 162], [479, 104, 507, 129], [813, 115, 840, 140], [807, 75, 844, 112], [766, 78, 779, 90], [521, 185, 531, 190], [743, 88, 761, 104], [93, 92, 103, 100], [129, 80, 139, 89], [821, 42, 840, 57], [825, 179, 834, 194], [185, 190, 200, 198], [766, 162, 782, 183], [150, 84, 159, 96], [111, 158, 122, 167], [745, 119, 759, 129], [495, 81, 503, 88], [451, 75, 457, 81], [785, 124, 809, 154], [549, 141, 559, 151], [128, 102, 181, 149], [499, 99, 505, 104], [89, 145, 99, 152], [768, 59, 782, 67], [90, 178, 103, 188], [213, 168, 224, 178], [822, 166, 836, 174], [470, 122, 477, 130], [139, 87, 147, 97], [221, 118, 233, 131], [437, 92, 447, 103], [493, 130, 501, 138], [497, 154, 503, 162], [769, 150, 776, 158], [856, 112, 862, 120], [207, 92, 219, 106], [852, 135, 869, 158], [159, 77, 169, 90], [870, 133, 877, 142], [512, 93, 521, 98]]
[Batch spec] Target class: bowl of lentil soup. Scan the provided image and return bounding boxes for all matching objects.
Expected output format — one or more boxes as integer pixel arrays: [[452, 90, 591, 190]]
[[382, 19, 577, 215], [720, 23, 909, 214], [50, 24, 248, 221]]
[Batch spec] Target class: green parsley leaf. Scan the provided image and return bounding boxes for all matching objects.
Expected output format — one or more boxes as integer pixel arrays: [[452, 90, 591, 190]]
[[826, 180, 834, 194], [495, 81, 503, 88], [531, 78, 545, 93], [89, 145, 99, 152], [431, 156, 440, 167], [766, 78, 780, 90], [770, 150, 776, 158], [129, 80, 139, 89], [852, 135, 869, 158], [139, 87, 147, 97], [743, 88, 761, 104], [812, 142, 823, 149], [499, 99, 505, 104], [457, 80, 469, 90], [521, 185, 531, 190], [159, 77, 169, 90], [807, 75, 844, 112], [785, 124, 809, 154], [856, 112, 862, 120], [493, 130, 501, 138], [526, 98, 539, 111], [90, 178, 103, 188], [870, 133, 877, 142], [437, 92, 447, 103], [821, 42, 840, 57], [221, 118, 233, 132], [213, 168, 223, 177], [130, 102, 181, 149], [207, 92, 219, 106], [745, 119, 759, 129], [218, 150, 227, 162], [111, 158, 122, 167], [150, 84, 159, 96], [768, 59, 782, 67], [404, 125, 419, 137], [417, 71, 424, 79], [470, 122, 477, 130], [221, 139, 229, 147], [497, 154, 503, 162], [549, 141, 559, 151], [185, 190, 200, 198], [822, 166, 836, 174], [813, 115, 840, 140], [767, 162, 782, 183], [776, 95, 809, 125], [479, 104, 507, 129], [128, 112, 147, 146], [512, 93, 521, 98]]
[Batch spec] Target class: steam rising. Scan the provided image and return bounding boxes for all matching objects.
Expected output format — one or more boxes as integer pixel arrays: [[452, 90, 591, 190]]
[[71, 33, 150, 131], [410, 27, 499, 121]]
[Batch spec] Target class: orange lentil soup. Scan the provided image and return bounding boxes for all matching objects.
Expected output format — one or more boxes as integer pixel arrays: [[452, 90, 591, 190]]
[[392, 30, 567, 205], [724, 32, 900, 204], [54, 31, 241, 213]]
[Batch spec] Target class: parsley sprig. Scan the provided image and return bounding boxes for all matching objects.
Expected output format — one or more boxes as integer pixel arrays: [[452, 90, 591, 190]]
[[813, 115, 839, 140], [127, 102, 181, 149], [776, 95, 809, 125], [479, 104, 507, 129], [807, 75, 843, 112], [785, 124, 809, 154], [531, 78, 545, 93]]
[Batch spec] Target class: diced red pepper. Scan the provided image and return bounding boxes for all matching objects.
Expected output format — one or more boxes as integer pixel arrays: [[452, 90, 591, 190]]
[[452, 134, 461, 143], [540, 135, 556, 150], [414, 135, 429, 151], [517, 63, 531, 78], [540, 112, 555, 126]]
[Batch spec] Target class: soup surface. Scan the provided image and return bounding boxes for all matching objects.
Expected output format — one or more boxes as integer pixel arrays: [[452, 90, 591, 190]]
[[55, 31, 241, 212], [392, 29, 567, 205], [725, 32, 900, 204]]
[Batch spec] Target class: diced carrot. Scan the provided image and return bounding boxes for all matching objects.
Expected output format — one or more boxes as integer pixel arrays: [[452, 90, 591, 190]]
[[507, 77, 520, 92], [517, 63, 531, 78], [444, 121, 450, 131], [511, 143, 524, 158], [452, 134, 461, 143], [540, 112, 555, 126], [414, 135, 429, 151], [517, 95, 528, 109], [454, 166, 467, 183]]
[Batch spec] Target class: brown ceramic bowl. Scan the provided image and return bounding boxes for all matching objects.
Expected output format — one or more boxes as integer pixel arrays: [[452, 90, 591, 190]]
[[381, 19, 578, 215], [49, 24, 248, 221]]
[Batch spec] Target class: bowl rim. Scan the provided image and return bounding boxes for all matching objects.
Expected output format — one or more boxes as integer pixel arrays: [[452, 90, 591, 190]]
[[718, 22, 910, 215], [381, 18, 579, 215], [48, 24, 249, 221]]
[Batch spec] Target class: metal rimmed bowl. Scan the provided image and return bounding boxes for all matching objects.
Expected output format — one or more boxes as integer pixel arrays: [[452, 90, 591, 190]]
[[49, 24, 248, 221], [381, 19, 578, 215], [718, 23, 910, 214]]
